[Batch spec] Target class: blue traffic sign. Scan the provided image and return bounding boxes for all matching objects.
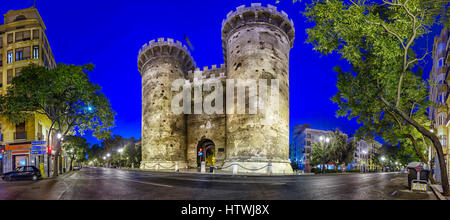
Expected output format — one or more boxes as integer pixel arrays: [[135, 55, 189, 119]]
[[31, 150, 46, 155], [32, 141, 46, 146], [32, 146, 47, 150]]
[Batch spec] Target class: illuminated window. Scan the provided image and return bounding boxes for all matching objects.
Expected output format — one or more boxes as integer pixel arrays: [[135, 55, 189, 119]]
[[33, 46, 39, 59], [7, 50, 13, 63], [438, 58, 444, 68]]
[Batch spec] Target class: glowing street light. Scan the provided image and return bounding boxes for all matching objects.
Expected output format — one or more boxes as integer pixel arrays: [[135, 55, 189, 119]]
[[118, 148, 124, 153], [57, 133, 62, 139], [381, 156, 386, 162], [106, 153, 111, 157]]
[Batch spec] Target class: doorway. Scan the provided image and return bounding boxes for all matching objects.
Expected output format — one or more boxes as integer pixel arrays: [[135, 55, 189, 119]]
[[196, 138, 215, 168]]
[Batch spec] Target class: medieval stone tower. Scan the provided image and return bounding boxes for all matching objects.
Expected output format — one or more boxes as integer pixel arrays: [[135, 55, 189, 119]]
[[137, 3, 295, 174]]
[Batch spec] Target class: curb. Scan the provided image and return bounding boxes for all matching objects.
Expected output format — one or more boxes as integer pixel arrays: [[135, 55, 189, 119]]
[[430, 185, 448, 200]]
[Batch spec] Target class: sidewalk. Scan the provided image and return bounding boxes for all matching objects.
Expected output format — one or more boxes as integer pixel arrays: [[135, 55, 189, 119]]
[[430, 184, 450, 200], [106, 166, 401, 177]]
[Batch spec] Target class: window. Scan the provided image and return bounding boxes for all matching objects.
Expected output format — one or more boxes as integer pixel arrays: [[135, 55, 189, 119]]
[[14, 15, 26, 22], [15, 31, 30, 42], [15, 122, 26, 140], [7, 33, 13, 44], [33, 29, 39, 40], [15, 68, 22, 77], [15, 31, 23, 42], [7, 69, 13, 84], [33, 46, 39, 59], [15, 48, 23, 61], [7, 50, 13, 63], [0, 72, 2, 88], [0, 37, 2, 48], [0, 53, 2, 67], [23, 47, 31, 60], [23, 30, 30, 41], [438, 58, 444, 68]]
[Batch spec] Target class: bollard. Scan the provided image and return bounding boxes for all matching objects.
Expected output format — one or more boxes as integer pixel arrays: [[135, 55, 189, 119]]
[[156, 162, 160, 171], [201, 161, 206, 173], [175, 162, 179, 172], [267, 162, 273, 176], [232, 161, 238, 174]]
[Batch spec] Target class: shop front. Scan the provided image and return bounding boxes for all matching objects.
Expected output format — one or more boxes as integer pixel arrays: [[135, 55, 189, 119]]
[[4, 143, 32, 172]]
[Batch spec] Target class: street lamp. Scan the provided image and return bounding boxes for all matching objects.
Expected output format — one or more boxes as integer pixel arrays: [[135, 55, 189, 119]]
[[362, 150, 368, 172], [320, 136, 331, 173], [118, 148, 124, 153], [57, 133, 62, 139], [381, 156, 386, 172]]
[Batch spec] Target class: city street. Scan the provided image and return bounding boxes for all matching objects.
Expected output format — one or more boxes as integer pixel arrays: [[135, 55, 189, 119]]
[[0, 167, 436, 200]]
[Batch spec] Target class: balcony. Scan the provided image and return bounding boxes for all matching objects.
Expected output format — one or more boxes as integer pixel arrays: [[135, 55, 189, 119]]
[[14, 131, 27, 140]]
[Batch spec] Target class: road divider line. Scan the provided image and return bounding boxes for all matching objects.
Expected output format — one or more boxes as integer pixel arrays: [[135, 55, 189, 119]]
[[117, 178, 173, 188]]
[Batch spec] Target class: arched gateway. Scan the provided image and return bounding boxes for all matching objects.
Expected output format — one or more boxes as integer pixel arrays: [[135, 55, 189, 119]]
[[197, 138, 215, 168]]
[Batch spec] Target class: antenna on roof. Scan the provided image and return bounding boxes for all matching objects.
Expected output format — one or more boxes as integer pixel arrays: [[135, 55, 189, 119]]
[[33, 0, 37, 8]]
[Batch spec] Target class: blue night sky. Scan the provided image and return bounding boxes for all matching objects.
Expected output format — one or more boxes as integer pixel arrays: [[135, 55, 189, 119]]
[[0, 0, 441, 145]]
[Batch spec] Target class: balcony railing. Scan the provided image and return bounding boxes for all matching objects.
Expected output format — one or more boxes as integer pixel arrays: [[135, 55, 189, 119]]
[[14, 131, 27, 140]]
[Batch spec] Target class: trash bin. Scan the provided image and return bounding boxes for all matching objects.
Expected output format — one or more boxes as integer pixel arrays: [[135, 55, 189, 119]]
[[210, 166, 214, 173], [407, 162, 430, 191]]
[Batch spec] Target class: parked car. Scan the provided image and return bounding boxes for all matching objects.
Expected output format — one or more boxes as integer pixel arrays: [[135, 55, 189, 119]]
[[2, 166, 42, 181], [73, 166, 82, 171]]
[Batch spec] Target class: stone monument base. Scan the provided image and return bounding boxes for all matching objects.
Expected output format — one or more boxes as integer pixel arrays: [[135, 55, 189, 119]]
[[140, 160, 188, 171], [221, 159, 293, 175]]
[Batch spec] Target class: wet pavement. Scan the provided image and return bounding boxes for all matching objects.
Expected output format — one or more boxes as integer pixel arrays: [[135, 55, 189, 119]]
[[0, 167, 436, 200]]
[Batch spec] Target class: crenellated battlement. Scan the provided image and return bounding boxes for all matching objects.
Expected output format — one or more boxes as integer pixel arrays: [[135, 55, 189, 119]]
[[221, 3, 295, 49], [138, 38, 196, 73], [185, 64, 227, 83]]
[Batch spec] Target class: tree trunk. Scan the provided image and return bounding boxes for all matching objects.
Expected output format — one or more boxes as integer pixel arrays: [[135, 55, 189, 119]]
[[405, 134, 437, 184], [52, 134, 62, 177], [381, 96, 449, 195]]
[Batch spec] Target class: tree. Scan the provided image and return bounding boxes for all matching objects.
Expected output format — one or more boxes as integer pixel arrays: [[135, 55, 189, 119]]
[[87, 144, 106, 166], [309, 141, 333, 171], [303, 0, 450, 195], [62, 136, 90, 170], [0, 64, 115, 176], [122, 139, 141, 168]]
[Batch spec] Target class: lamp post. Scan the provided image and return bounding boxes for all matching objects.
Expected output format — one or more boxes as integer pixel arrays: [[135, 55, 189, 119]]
[[362, 150, 368, 173], [381, 156, 386, 172], [320, 136, 331, 174], [117, 148, 124, 168]]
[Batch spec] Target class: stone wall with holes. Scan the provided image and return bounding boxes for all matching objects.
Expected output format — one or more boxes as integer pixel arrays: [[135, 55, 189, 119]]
[[221, 3, 293, 173], [141, 57, 188, 163]]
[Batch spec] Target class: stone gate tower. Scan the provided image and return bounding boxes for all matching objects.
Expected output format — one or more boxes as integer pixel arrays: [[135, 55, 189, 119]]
[[221, 4, 295, 173], [138, 39, 196, 170], [138, 3, 295, 174]]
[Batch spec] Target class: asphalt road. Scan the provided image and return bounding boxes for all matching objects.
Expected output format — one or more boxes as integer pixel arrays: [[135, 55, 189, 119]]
[[0, 167, 436, 200]]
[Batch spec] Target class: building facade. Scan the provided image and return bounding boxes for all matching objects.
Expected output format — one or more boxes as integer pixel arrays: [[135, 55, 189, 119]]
[[349, 138, 382, 172], [429, 28, 450, 182], [290, 125, 330, 173], [137, 3, 295, 174], [0, 7, 56, 176]]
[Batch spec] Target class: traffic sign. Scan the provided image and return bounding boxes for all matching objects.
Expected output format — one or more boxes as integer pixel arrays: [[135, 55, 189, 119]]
[[32, 141, 46, 146], [31, 150, 46, 155], [32, 146, 47, 150]]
